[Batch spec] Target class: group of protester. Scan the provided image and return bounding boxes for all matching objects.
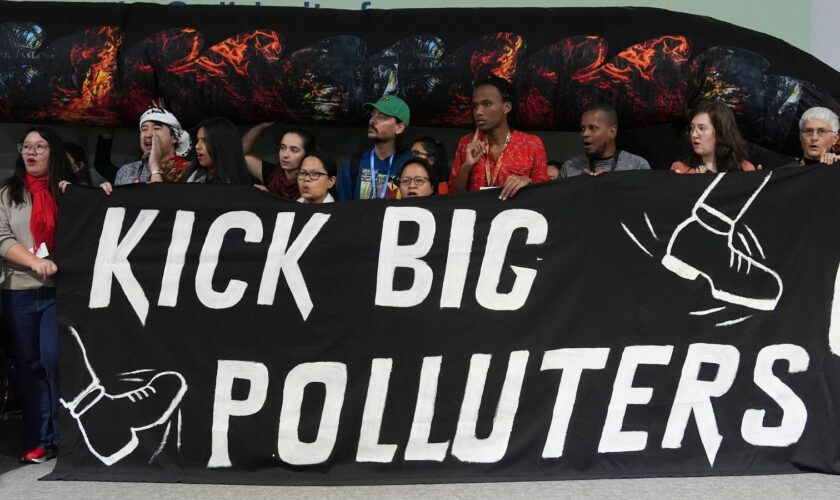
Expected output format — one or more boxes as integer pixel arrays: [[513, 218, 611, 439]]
[[0, 72, 838, 464]]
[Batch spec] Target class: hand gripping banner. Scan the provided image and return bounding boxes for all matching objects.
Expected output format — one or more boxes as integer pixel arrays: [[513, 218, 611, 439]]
[[48, 167, 840, 484]]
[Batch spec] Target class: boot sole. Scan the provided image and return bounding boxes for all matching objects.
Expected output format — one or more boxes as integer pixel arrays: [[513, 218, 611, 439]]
[[661, 254, 779, 311]]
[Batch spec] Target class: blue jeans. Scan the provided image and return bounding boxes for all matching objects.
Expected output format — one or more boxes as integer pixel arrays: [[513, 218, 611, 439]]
[[3, 288, 58, 450]]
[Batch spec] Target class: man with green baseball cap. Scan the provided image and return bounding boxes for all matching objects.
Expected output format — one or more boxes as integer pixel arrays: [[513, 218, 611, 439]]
[[365, 94, 410, 125], [337, 95, 412, 200]]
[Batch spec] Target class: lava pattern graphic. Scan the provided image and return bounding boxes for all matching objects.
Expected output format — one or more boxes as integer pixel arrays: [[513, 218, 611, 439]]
[[0, 22, 838, 156]]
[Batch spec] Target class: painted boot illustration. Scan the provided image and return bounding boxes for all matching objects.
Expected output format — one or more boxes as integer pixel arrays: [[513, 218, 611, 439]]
[[60, 327, 187, 465], [661, 173, 782, 311]]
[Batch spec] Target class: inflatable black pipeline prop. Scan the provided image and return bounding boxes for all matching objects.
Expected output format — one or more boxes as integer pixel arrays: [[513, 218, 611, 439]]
[[0, 2, 839, 157]]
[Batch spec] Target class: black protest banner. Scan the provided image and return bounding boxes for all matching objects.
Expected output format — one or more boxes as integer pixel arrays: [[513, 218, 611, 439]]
[[48, 167, 840, 484]]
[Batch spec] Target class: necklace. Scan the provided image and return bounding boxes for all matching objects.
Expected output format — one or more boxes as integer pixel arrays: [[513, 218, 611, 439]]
[[697, 163, 716, 174]]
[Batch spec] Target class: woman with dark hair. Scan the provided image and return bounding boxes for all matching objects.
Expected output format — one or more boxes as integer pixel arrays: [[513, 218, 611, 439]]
[[188, 117, 254, 184], [63, 142, 93, 186], [398, 157, 437, 198], [297, 151, 336, 204], [410, 136, 449, 194], [0, 126, 72, 463], [671, 100, 756, 174], [242, 122, 317, 199]]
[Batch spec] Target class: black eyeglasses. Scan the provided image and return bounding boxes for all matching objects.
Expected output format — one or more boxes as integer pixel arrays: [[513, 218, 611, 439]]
[[297, 170, 329, 181], [399, 176, 430, 186], [410, 149, 429, 158]]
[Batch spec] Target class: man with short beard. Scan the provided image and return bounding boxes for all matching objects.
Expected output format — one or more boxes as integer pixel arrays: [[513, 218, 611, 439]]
[[560, 103, 650, 178], [336, 95, 411, 201]]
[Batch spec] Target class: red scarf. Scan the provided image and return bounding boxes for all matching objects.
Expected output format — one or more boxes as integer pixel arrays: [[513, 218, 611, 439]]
[[24, 173, 57, 253], [268, 170, 300, 200]]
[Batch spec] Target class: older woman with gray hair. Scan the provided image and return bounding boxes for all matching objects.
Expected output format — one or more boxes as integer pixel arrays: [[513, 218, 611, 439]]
[[796, 106, 839, 166]]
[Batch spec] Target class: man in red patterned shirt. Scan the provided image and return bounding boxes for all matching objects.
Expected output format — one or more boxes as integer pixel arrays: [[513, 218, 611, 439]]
[[449, 75, 549, 200]]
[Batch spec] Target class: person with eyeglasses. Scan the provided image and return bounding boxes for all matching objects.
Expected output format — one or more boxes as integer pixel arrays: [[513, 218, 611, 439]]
[[398, 158, 437, 198], [671, 100, 757, 174], [297, 152, 336, 204], [242, 122, 317, 200], [785, 107, 839, 167], [0, 127, 74, 464], [410, 137, 449, 194]]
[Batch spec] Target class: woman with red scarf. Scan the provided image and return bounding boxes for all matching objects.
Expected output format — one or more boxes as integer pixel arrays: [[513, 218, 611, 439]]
[[0, 126, 71, 464]]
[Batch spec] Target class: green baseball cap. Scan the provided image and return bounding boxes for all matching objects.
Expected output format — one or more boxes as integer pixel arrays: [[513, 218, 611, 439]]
[[364, 95, 410, 126]]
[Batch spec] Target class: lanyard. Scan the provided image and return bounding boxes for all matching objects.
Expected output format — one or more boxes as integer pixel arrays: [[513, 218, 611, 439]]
[[484, 131, 512, 187], [135, 157, 150, 183], [369, 149, 395, 199], [484, 150, 505, 187]]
